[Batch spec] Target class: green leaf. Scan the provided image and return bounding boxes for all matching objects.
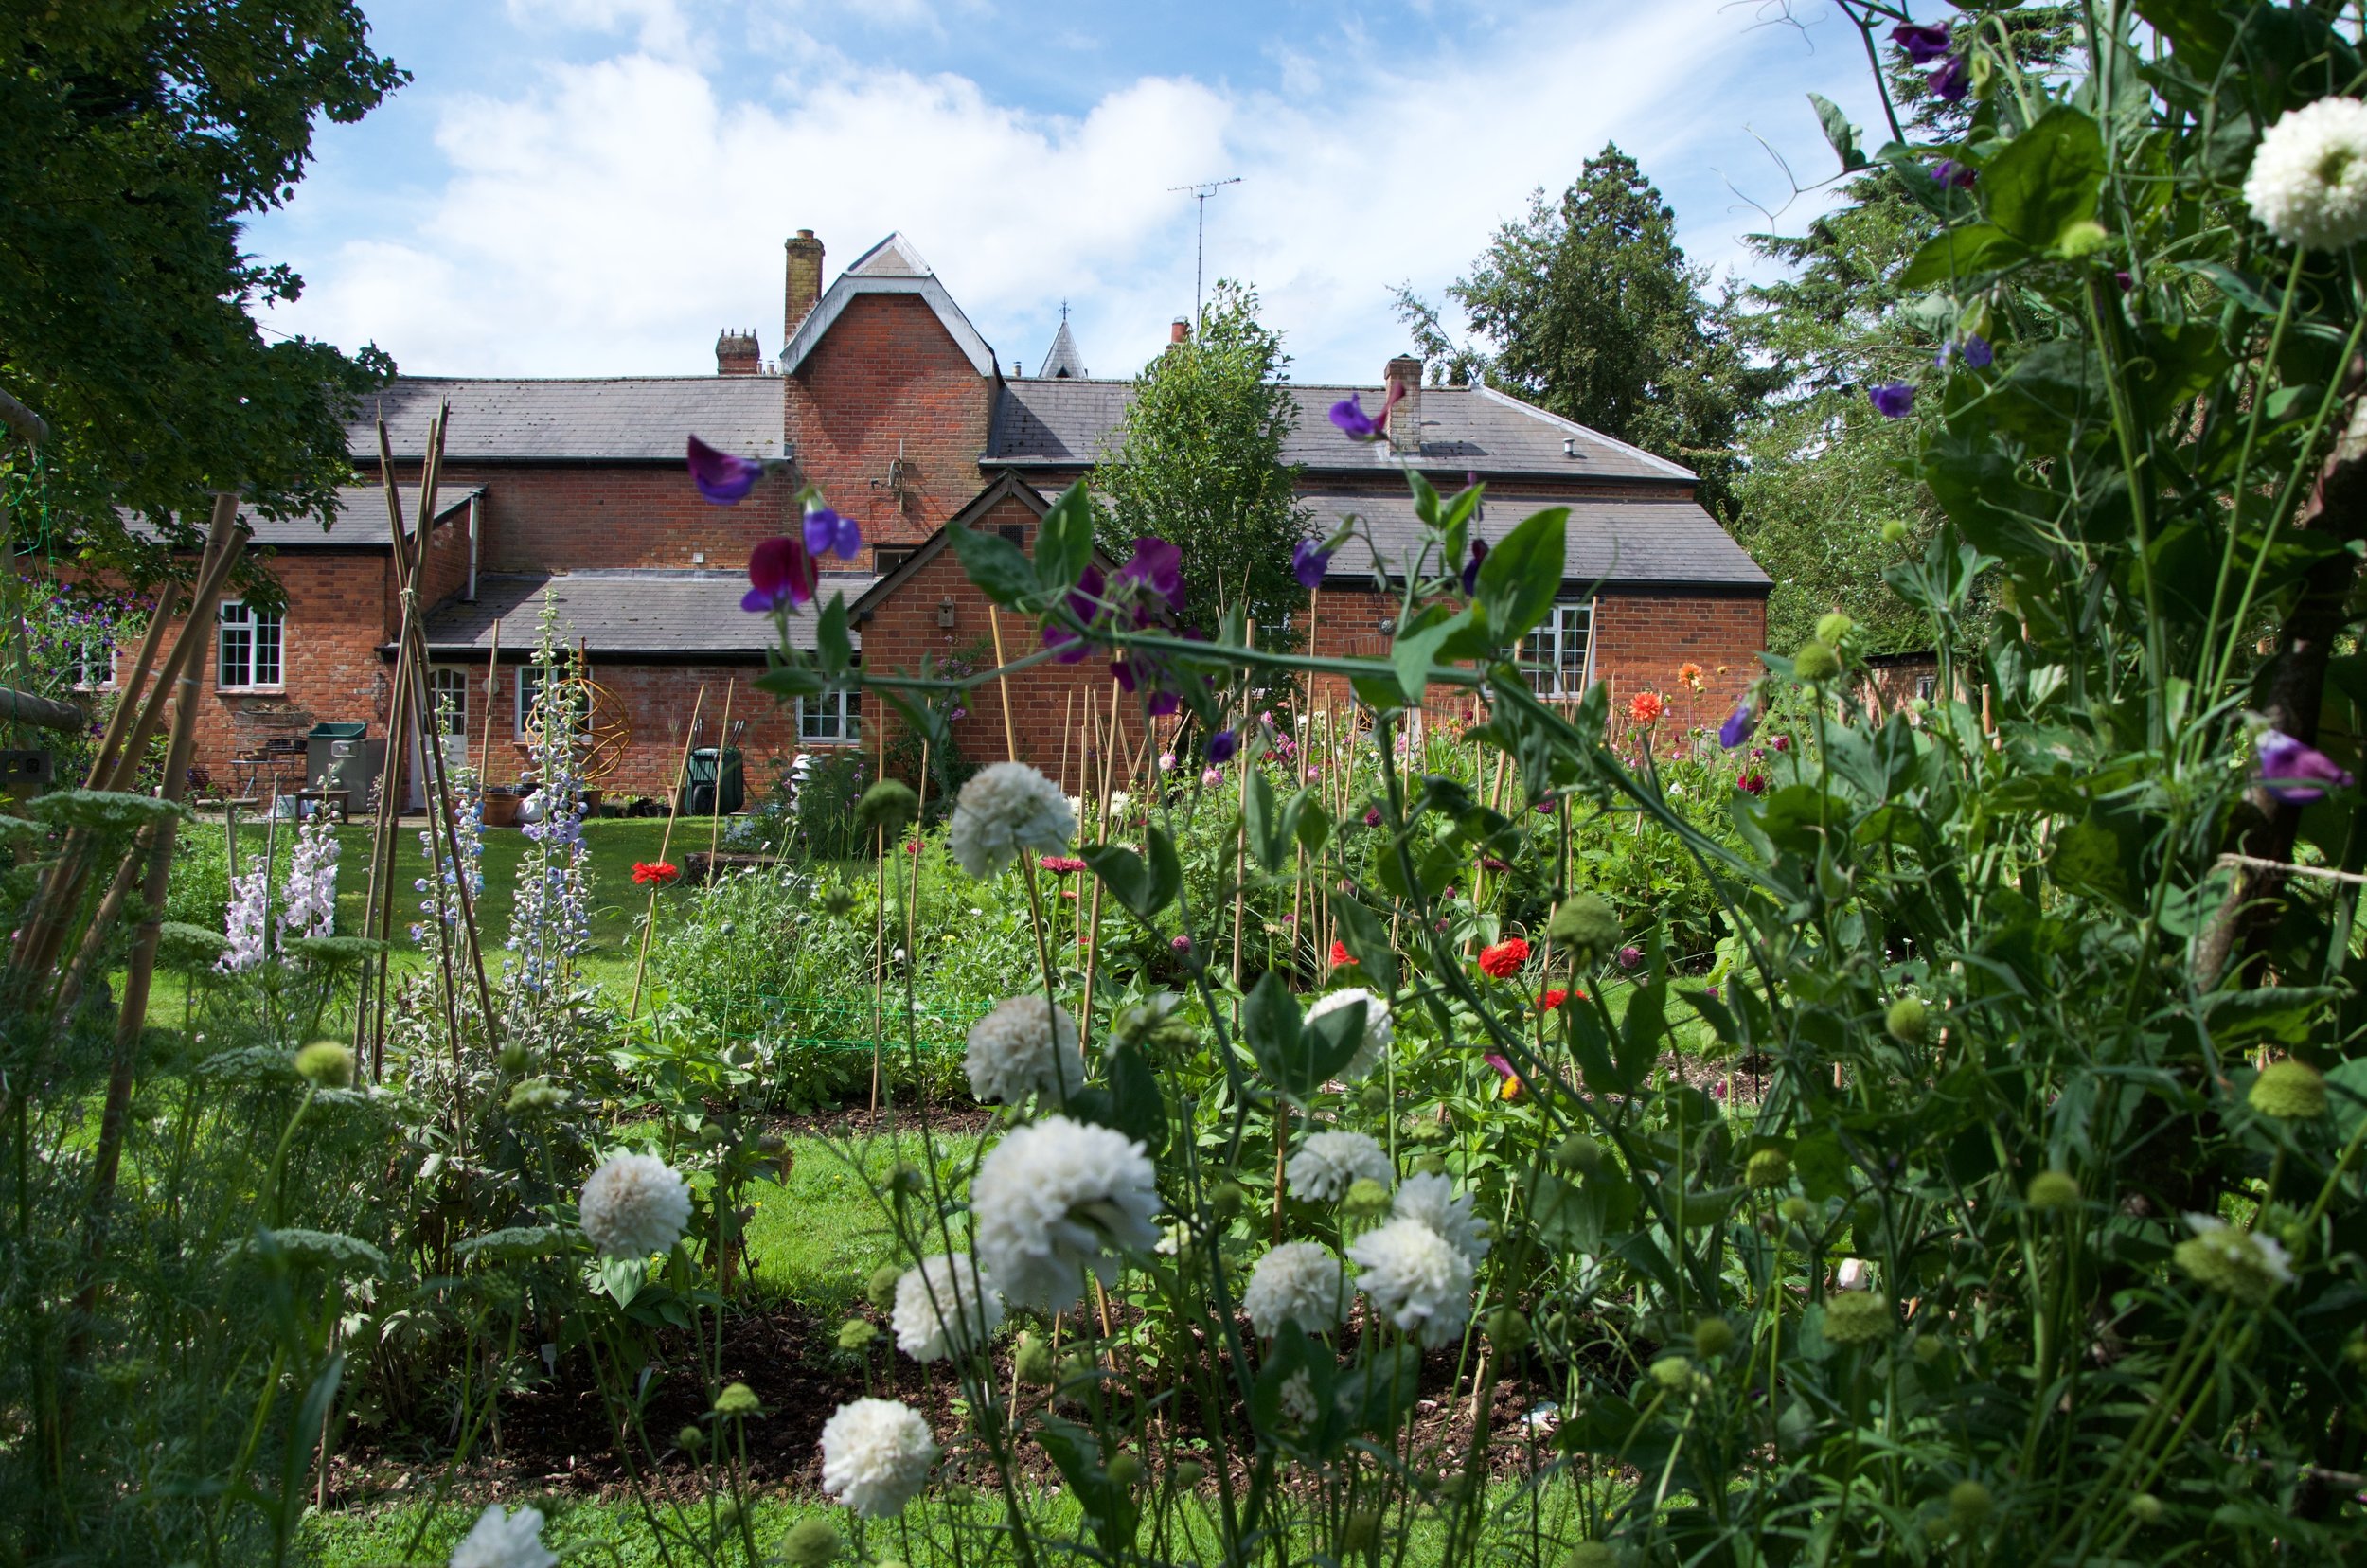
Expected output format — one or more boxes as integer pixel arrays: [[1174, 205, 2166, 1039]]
[[947, 524, 1041, 610], [1082, 831, 1180, 922], [1897, 223, 2031, 289], [754, 665, 826, 701], [1808, 92, 1868, 172], [1330, 897, 1397, 991], [1292, 791, 1330, 856], [814, 593, 852, 677], [1242, 971, 1360, 1097], [1392, 606, 1475, 711], [1033, 482, 1095, 596], [1476, 506, 1568, 647], [1979, 107, 2105, 249], [1244, 770, 1304, 875], [1102, 1042, 1168, 1153], [1791, 1131, 1852, 1204]]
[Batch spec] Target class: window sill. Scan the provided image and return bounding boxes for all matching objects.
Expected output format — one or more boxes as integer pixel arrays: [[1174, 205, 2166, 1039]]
[[219, 686, 288, 696], [798, 737, 861, 748]]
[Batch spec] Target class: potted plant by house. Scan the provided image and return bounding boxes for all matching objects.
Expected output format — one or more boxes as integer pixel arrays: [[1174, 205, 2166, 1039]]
[[482, 785, 522, 828]]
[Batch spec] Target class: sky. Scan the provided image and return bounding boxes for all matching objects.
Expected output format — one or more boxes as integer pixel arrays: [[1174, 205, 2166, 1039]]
[[246, 0, 1898, 388]]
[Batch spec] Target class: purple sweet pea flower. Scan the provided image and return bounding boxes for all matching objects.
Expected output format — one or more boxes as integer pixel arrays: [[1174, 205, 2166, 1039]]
[[1719, 701, 1756, 749], [2256, 729, 2355, 803], [1461, 539, 1489, 596], [1293, 539, 1332, 591], [687, 435, 762, 506], [1868, 382, 1915, 419], [1931, 158, 1976, 188], [1892, 22, 1952, 62], [1328, 381, 1406, 442], [1117, 537, 1184, 613], [1935, 334, 1993, 372], [802, 504, 861, 561], [1041, 565, 1106, 664], [1207, 728, 1237, 765], [1930, 52, 1971, 102], [742, 536, 817, 612]]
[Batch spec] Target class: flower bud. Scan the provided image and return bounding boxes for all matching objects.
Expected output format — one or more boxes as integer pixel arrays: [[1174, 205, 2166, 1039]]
[[2056, 219, 2109, 257], [1822, 1291, 1892, 1345], [756, 1131, 786, 1155], [1412, 1153, 1447, 1177], [1015, 1330, 1059, 1386], [1814, 611, 1855, 647], [836, 1318, 878, 1350], [1885, 996, 1928, 1044], [1546, 892, 1621, 966], [1778, 1195, 1812, 1225], [712, 1381, 760, 1417], [293, 1042, 354, 1089], [1555, 1134, 1605, 1175], [2128, 1491, 2163, 1525], [1649, 1353, 1693, 1391], [506, 1078, 566, 1114], [1561, 1547, 1618, 1568], [1344, 1178, 1390, 1218], [1174, 1458, 1206, 1488], [1913, 1334, 1946, 1366], [497, 1042, 533, 1075], [1209, 1180, 1246, 1219], [1486, 1306, 1532, 1352], [678, 1424, 705, 1451], [1745, 1149, 1792, 1189], [2250, 1059, 2327, 1119], [855, 780, 918, 835], [1343, 1508, 1382, 1551], [1357, 1082, 1392, 1115], [2025, 1170, 2080, 1212], [1792, 640, 1842, 683], [779, 1517, 839, 1567], [1880, 519, 1911, 545], [699, 1120, 730, 1148], [1106, 1452, 1142, 1488], [866, 1262, 904, 1311], [1948, 1479, 1992, 1529], [1692, 1316, 1735, 1359]]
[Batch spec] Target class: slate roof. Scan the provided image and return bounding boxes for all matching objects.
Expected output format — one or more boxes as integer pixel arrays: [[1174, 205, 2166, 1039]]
[[125, 486, 479, 549], [985, 380, 1696, 483], [1301, 490, 1769, 591], [419, 571, 874, 656], [352, 377, 784, 462], [1038, 320, 1088, 380]]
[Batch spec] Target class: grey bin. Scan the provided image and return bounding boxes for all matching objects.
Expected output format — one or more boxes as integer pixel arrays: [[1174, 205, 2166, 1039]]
[[685, 746, 744, 816], [305, 721, 385, 802]]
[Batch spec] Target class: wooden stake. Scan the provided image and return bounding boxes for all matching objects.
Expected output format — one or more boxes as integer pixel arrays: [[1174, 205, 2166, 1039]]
[[628, 683, 706, 1021], [477, 620, 502, 787], [870, 711, 889, 1116], [988, 608, 1020, 763]]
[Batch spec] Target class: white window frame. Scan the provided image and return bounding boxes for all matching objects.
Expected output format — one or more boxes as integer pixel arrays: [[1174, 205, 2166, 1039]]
[[217, 600, 284, 691], [1511, 597, 1595, 700], [797, 688, 863, 746], [429, 668, 471, 739], [69, 632, 116, 691]]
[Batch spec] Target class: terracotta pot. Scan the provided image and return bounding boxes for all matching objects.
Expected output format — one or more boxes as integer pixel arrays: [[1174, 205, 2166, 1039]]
[[482, 792, 522, 829]]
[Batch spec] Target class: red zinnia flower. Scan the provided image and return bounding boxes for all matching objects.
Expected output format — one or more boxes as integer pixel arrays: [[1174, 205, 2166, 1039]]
[[1536, 988, 1570, 1011], [1737, 772, 1767, 795], [1477, 937, 1530, 978], [1628, 691, 1664, 725], [631, 861, 680, 885], [1040, 854, 1088, 874], [1330, 940, 1355, 968]]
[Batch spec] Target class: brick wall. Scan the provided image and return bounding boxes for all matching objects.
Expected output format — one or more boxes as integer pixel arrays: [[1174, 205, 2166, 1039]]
[[371, 461, 796, 580], [449, 659, 800, 800], [786, 294, 994, 552]]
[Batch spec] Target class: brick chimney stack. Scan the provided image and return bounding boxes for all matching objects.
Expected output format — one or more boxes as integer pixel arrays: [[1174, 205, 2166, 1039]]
[[715, 329, 759, 375], [1169, 317, 1190, 346], [1385, 354, 1422, 454], [785, 230, 826, 344]]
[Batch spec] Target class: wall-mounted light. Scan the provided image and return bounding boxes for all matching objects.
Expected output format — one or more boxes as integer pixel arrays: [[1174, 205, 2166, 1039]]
[[1378, 616, 1397, 634], [937, 596, 957, 629]]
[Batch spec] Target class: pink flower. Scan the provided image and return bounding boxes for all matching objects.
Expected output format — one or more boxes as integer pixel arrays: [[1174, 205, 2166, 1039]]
[[1170, 935, 1192, 953], [743, 537, 817, 612]]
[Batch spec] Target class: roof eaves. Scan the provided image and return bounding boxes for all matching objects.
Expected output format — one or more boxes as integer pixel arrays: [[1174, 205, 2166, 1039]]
[[1469, 383, 1697, 481], [847, 472, 1054, 618]]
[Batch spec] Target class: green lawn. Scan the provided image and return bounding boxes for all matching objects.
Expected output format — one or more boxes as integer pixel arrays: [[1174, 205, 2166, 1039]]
[[740, 1129, 984, 1319]]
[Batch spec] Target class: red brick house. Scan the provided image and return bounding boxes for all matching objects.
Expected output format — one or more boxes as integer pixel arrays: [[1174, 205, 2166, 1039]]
[[93, 229, 1767, 802]]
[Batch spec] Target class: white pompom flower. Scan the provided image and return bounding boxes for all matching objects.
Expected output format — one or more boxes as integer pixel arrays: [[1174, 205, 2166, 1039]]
[[970, 1114, 1162, 1312], [1242, 1240, 1351, 1338], [1285, 1130, 1393, 1203], [964, 995, 1085, 1104], [450, 1504, 556, 1568], [891, 1253, 1005, 1362], [1348, 1216, 1474, 1348], [948, 762, 1077, 879], [2245, 96, 2367, 251], [1305, 986, 1393, 1078], [819, 1397, 939, 1517], [578, 1152, 692, 1259], [1393, 1171, 1490, 1262]]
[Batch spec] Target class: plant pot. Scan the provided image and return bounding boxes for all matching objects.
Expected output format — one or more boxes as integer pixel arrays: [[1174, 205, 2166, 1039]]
[[483, 792, 522, 829]]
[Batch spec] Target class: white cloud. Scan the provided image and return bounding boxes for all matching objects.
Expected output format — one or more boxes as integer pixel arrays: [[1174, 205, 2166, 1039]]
[[258, 1, 1864, 384]]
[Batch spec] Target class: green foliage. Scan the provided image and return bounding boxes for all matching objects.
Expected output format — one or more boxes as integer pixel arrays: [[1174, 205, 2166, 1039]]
[[1091, 281, 1310, 633], [0, 3, 403, 581]]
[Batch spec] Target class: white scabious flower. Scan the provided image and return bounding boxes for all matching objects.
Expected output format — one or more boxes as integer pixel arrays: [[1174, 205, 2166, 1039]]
[[1305, 986, 1393, 1079], [1348, 1216, 1474, 1348], [1242, 1240, 1351, 1338], [891, 1253, 1004, 1362], [1392, 1171, 1489, 1262], [948, 762, 1076, 879], [578, 1152, 692, 1259], [970, 1114, 1161, 1312], [819, 1397, 939, 1517], [964, 995, 1085, 1104], [1276, 1366, 1320, 1428], [2245, 96, 2367, 251], [1286, 1130, 1393, 1203], [450, 1504, 556, 1568]]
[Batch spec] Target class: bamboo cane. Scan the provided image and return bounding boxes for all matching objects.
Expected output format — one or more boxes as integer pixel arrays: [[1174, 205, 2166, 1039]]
[[477, 620, 502, 786], [628, 683, 707, 1021], [80, 581, 181, 789], [870, 709, 888, 1117], [1077, 681, 1117, 1051]]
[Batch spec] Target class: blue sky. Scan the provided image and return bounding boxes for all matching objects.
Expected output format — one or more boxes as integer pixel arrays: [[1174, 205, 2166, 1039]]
[[248, 0, 1899, 385]]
